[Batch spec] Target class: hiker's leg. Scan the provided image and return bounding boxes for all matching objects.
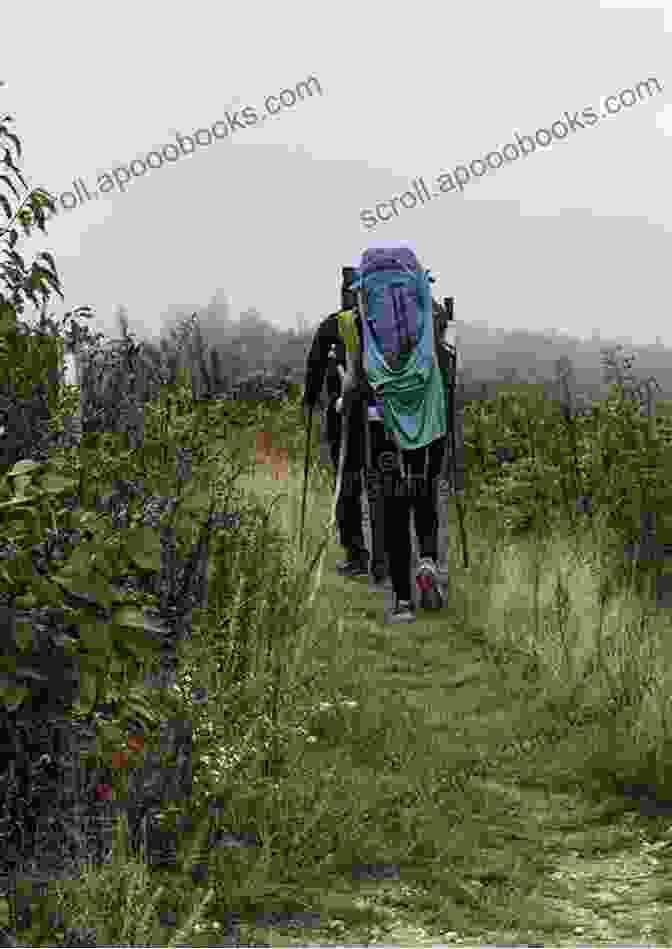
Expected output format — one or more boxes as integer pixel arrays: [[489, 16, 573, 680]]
[[406, 435, 446, 561], [371, 422, 412, 601], [326, 405, 342, 542], [326, 402, 360, 555], [335, 404, 367, 560], [366, 420, 389, 580], [326, 401, 341, 471]]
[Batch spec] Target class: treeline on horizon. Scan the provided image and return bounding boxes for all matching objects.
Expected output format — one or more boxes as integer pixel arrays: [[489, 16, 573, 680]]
[[83, 294, 672, 409]]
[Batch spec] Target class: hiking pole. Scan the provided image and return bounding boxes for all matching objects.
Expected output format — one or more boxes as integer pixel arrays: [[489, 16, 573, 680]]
[[439, 297, 469, 570], [307, 364, 350, 609], [330, 345, 348, 549], [298, 404, 313, 553]]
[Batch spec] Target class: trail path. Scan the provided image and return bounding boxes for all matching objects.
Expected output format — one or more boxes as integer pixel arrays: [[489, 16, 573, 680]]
[[203, 456, 672, 947], [249, 548, 672, 946]]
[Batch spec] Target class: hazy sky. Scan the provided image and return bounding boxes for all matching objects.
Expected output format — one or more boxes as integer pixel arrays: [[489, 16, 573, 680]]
[[2, 0, 670, 350]]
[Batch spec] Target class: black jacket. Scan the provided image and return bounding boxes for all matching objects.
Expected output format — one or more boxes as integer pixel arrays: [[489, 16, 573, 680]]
[[303, 312, 368, 414], [303, 299, 451, 415]]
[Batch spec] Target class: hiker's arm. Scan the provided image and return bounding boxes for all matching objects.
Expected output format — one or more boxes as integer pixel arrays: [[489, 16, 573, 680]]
[[338, 344, 361, 416], [303, 318, 333, 412]]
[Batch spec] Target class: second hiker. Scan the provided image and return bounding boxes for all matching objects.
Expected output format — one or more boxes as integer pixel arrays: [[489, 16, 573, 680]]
[[303, 267, 390, 584], [338, 244, 458, 624]]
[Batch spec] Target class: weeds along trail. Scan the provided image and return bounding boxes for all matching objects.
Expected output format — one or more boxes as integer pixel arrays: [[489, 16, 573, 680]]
[[201, 428, 672, 946], [4, 395, 672, 945]]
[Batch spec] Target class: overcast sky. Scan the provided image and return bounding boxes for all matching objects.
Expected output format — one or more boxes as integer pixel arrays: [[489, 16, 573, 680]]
[[2, 0, 670, 351]]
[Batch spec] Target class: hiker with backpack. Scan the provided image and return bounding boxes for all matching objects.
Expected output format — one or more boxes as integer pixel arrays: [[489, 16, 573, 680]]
[[337, 245, 457, 624], [303, 267, 390, 584]]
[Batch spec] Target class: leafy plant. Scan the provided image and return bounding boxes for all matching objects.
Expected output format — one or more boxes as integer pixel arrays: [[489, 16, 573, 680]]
[[0, 111, 189, 877]]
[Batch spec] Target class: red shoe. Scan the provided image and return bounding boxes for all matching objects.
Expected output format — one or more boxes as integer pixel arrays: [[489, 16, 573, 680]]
[[415, 558, 444, 610]]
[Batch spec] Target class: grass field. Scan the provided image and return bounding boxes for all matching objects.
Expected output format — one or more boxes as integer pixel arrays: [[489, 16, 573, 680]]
[[3, 403, 672, 946]]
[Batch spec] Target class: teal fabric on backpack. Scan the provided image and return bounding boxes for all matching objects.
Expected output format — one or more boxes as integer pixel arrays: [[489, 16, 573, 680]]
[[350, 248, 447, 452]]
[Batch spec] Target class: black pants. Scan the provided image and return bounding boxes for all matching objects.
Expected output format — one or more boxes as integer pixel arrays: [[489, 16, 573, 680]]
[[328, 403, 446, 599], [327, 402, 383, 569], [367, 422, 446, 601]]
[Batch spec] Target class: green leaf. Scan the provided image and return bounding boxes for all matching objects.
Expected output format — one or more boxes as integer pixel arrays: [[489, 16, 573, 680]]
[[76, 653, 113, 687], [0, 684, 30, 712], [122, 686, 160, 726], [109, 622, 159, 663], [91, 544, 125, 581], [52, 570, 115, 608], [75, 619, 113, 657], [13, 592, 37, 608], [40, 472, 78, 494], [120, 526, 162, 571], [111, 638, 148, 665], [13, 620, 34, 651], [5, 459, 43, 479], [54, 545, 92, 579], [111, 605, 168, 635], [120, 698, 160, 730], [31, 575, 68, 606], [11, 474, 32, 499], [77, 667, 99, 715], [96, 720, 125, 749]]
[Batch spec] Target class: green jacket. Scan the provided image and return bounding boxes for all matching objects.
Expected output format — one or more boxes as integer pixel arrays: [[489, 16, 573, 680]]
[[336, 306, 448, 453]]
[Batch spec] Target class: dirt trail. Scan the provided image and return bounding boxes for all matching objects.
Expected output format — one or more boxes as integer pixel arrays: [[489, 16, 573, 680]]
[[215, 462, 672, 946], [251, 560, 672, 946]]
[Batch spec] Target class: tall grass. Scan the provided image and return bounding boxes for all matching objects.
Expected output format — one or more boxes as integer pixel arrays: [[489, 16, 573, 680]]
[[6, 330, 672, 945]]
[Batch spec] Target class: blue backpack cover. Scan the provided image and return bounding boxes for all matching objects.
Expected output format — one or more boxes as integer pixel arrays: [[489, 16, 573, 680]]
[[347, 246, 447, 451], [356, 247, 424, 370]]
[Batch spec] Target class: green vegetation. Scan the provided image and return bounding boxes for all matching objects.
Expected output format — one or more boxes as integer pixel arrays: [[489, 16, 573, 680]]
[[3, 109, 672, 947]]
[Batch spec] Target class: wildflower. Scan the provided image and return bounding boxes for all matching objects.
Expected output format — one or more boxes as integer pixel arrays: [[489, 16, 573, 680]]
[[126, 734, 145, 754], [110, 750, 130, 769]]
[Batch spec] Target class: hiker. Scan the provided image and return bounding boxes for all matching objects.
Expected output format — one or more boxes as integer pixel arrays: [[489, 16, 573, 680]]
[[303, 268, 390, 583], [338, 245, 456, 624]]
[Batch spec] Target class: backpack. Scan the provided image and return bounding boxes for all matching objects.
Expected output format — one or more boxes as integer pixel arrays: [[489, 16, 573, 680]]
[[356, 247, 425, 370], [343, 247, 448, 452]]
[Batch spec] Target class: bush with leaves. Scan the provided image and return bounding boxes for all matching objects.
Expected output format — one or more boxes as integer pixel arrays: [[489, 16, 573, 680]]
[[459, 366, 672, 578], [0, 110, 187, 881]]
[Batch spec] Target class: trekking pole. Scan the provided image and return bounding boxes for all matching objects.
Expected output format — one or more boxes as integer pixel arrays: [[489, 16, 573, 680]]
[[361, 393, 376, 577], [330, 345, 348, 547], [440, 297, 469, 569], [298, 404, 313, 553], [307, 365, 350, 609]]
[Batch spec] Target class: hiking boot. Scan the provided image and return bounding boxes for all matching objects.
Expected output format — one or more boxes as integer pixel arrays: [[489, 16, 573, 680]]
[[385, 596, 416, 624], [415, 557, 444, 610], [335, 554, 369, 578]]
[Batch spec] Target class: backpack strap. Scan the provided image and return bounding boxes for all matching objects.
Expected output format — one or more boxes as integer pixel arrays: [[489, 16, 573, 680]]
[[335, 309, 363, 417]]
